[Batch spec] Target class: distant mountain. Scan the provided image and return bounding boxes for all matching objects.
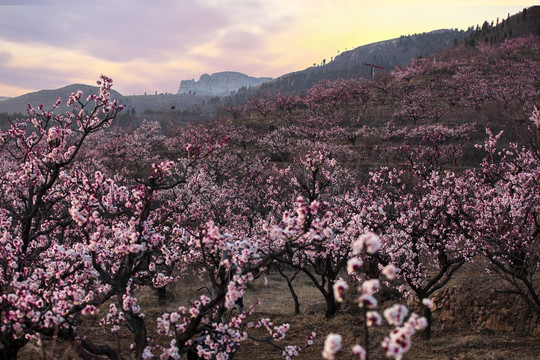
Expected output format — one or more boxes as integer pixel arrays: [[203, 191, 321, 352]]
[[324, 29, 470, 71], [256, 28, 472, 94], [0, 82, 221, 128], [0, 96, 10, 102], [5, 6, 537, 122], [0, 84, 124, 115], [178, 72, 272, 96]]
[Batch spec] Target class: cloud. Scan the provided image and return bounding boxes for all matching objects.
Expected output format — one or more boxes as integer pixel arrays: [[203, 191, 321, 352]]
[[0, 1, 233, 62], [0, 63, 77, 94], [0, 0, 298, 64], [0, 0, 301, 95], [0, 0, 537, 96], [218, 29, 266, 55], [0, 50, 12, 65]]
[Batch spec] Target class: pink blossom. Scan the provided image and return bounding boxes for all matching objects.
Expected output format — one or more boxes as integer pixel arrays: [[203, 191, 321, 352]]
[[322, 333, 342, 360], [366, 311, 382, 326], [333, 280, 348, 303], [381, 264, 397, 280], [413, 316, 428, 331], [422, 298, 433, 309], [142, 346, 153, 359], [361, 279, 380, 295], [383, 304, 409, 326], [529, 106, 540, 128], [352, 344, 366, 360], [353, 232, 381, 255], [347, 258, 363, 274], [282, 345, 300, 359], [169, 312, 180, 323], [358, 294, 377, 309], [381, 337, 404, 359]]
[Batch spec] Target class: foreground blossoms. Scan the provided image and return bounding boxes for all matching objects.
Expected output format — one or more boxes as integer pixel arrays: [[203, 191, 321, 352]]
[[325, 233, 429, 359]]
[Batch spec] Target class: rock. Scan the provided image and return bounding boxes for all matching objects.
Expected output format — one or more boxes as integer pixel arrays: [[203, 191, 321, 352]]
[[431, 280, 540, 334], [177, 72, 272, 96]]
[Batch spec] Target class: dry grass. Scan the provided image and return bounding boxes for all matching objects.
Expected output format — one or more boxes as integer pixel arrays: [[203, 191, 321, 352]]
[[235, 268, 540, 360], [19, 266, 540, 359]]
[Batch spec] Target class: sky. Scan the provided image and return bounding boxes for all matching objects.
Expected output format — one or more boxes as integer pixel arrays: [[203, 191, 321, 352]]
[[0, 0, 536, 97]]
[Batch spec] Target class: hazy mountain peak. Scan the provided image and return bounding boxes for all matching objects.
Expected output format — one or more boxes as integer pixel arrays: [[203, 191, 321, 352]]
[[0, 83, 123, 115], [177, 71, 272, 96]]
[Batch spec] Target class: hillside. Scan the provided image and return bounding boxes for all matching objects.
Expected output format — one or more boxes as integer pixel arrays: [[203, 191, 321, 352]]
[[2, 6, 538, 127], [0, 84, 124, 115], [464, 5, 540, 46], [2, 9, 540, 360], [0, 85, 218, 130], [0, 28, 473, 118], [321, 29, 470, 72], [225, 6, 538, 99], [253, 28, 472, 95]]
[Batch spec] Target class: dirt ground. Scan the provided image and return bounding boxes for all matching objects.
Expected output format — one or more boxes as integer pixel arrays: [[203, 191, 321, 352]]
[[19, 262, 540, 359], [235, 314, 540, 360], [234, 266, 540, 360]]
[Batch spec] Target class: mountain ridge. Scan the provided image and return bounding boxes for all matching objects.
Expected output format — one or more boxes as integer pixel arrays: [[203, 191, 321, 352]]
[[253, 28, 472, 95], [0, 83, 124, 115], [177, 71, 272, 96], [2, 6, 538, 117]]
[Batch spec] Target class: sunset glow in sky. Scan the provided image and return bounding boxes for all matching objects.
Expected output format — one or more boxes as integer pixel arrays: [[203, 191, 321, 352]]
[[0, 0, 536, 97]]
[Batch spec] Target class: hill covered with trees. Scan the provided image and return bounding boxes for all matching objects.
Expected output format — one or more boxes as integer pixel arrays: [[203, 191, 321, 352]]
[[0, 29, 539, 360]]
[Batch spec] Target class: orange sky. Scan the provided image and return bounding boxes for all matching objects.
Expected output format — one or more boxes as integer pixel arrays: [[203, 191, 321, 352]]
[[0, 0, 536, 97]]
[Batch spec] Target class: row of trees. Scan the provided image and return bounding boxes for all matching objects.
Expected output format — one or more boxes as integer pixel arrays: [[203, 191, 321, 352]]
[[0, 35, 538, 359]]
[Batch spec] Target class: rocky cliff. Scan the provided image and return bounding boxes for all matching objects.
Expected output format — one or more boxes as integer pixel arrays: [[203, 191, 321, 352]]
[[177, 72, 272, 96]]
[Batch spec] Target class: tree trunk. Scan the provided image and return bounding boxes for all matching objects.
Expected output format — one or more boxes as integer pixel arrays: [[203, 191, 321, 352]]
[[157, 286, 167, 305], [287, 279, 301, 314], [324, 267, 340, 318], [324, 293, 338, 318], [132, 315, 148, 359], [422, 304, 432, 340], [0, 343, 23, 360], [278, 267, 301, 314]]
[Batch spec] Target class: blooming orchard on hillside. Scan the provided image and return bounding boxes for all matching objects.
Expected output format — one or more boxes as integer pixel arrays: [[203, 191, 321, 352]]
[[0, 35, 539, 359]]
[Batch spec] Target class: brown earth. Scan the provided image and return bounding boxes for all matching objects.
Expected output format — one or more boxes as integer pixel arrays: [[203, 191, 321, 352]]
[[20, 261, 540, 359], [234, 260, 540, 360]]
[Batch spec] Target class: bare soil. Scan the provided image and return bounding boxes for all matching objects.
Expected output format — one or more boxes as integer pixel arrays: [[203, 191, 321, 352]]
[[20, 263, 540, 359], [234, 265, 540, 360]]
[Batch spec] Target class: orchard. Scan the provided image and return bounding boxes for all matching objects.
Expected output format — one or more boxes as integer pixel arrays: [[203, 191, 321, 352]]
[[0, 35, 539, 359]]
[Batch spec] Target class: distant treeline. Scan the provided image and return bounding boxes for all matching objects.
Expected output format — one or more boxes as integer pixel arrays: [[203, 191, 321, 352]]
[[0, 112, 25, 129], [464, 6, 540, 47]]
